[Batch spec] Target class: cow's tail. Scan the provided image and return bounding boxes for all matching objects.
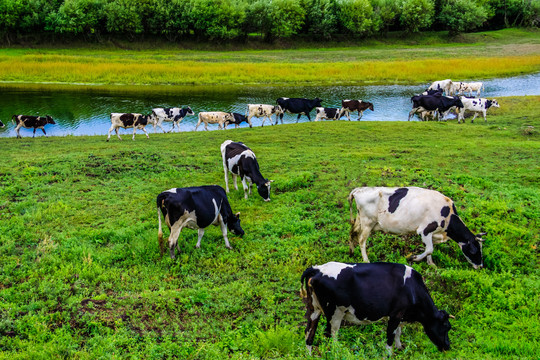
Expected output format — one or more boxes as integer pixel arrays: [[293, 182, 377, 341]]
[[348, 189, 358, 225], [157, 198, 165, 256], [300, 267, 318, 298]]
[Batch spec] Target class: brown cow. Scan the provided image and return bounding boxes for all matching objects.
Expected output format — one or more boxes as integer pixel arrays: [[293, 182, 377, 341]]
[[339, 99, 374, 120], [12, 115, 56, 138]]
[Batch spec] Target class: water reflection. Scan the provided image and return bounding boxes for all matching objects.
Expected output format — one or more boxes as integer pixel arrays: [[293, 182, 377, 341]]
[[1, 72, 539, 137]]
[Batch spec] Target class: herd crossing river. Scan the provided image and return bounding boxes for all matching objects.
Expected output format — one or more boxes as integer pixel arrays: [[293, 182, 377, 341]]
[[0, 72, 539, 138]]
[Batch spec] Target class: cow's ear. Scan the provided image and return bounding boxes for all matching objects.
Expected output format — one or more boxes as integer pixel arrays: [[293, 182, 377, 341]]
[[235, 212, 241, 218]]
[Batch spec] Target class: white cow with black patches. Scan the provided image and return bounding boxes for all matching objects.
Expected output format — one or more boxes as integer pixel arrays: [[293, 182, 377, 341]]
[[457, 97, 499, 123], [221, 140, 273, 201], [348, 186, 485, 268], [246, 104, 283, 127], [301, 262, 452, 354], [152, 107, 195, 133]]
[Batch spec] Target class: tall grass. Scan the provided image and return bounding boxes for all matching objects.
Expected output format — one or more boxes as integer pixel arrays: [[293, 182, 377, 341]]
[[1, 55, 539, 87], [0, 96, 538, 358]]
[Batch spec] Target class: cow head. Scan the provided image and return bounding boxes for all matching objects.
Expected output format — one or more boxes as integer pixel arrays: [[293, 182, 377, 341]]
[[453, 97, 464, 109], [0, 119, 4, 128], [458, 234, 485, 269], [227, 212, 244, 236], [184, 106, 195, 116], [424, 310, 451, 352], [367, 102, 374, 111], [273, 106, 284, 115], [257, 180, 273, 202], [313, 98, 322, 107], [486, 100, 499, 109], [46, 115, 56, 125]]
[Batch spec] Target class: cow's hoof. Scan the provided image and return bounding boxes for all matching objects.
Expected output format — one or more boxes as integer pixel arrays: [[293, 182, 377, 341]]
[[226, 246, 232, 250]]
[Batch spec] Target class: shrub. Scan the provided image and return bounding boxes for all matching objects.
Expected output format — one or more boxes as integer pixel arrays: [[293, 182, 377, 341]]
[[189, 0, 246, 40], [104, 0, 150, 39], [247, 0, 305, 41], [438, 0, 489, 35], [302, 0, 339, 39], [337, 0, 376, 36], [371, 0, 399, 34], [399, 0, 435, 33], [146, 0, 191, 41], [54, 0, 106, 38]]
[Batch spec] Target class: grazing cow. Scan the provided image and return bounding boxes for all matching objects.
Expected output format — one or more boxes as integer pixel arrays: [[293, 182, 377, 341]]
[[156, 185, 244, 259], [152, 107, 195, 133], [348, 187, 485, 268], [246, 104, 283, 127], [314, 107, 345, 121], [106, 113, 152, 141], [12, 115, 56, 138], [458, 97, 499, 123], [195, 111, 233, 131], [276, 97, 322, 123], [460, 82, 484, 96], [301, 262, 452, 354], [409, 95, 464, 121], [225, 113, 251, 129], [339, 99, 374, 121], [221, 140, 273, 201], [427, 79, 453, 95]]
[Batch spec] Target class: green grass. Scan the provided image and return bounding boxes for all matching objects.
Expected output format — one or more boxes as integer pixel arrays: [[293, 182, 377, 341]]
[[0, 96, 538, 359], [0, 29, 539, 89]]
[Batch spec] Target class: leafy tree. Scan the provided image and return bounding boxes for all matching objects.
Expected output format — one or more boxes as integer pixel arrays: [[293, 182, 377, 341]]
[[438, 0, 489, 35], [104, 0, 149, 39], [523, 0, 540, 27], [371, 0, 399, 34], [337, 0, 376, 36], [246, 0, 305, 41], [146, 0, 191, 41], [302, 0, 339, 39], [55, 0, 106, 38], [399, 0, 435, 33], [189, 0, 246, 40]]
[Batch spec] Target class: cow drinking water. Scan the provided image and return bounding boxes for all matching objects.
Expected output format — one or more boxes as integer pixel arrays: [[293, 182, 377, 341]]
[[156, 185, 244, 259], [301, 262, 452, 354], [348, 186, 485, 268]]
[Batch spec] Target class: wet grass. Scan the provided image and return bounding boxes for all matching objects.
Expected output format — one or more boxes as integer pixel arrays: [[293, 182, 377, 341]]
[[0, 96, 538, 359]]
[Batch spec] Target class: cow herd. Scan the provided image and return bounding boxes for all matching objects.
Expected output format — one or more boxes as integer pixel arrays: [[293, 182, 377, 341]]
[[6, 81, 500, 138], [153, 134, 486, 354]]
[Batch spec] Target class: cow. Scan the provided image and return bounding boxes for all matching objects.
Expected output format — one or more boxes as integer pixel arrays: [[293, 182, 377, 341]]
[[409, 107, 437, 121], [314, 107, 345, 121], [225, 113, 251, 129], [246, 104, 283, 127], [276, 97, 322, 123], [221, 140, 273, 201], [339, 99, 374, 121], [195, 111, 233, 131], [409, 95, 464, 121], [427, 79, 453, 95], [106, 113, 152, 141], [457, 97, 499, 123], [301, 262, 453, 354], [12, 115, 56, 138], [460, 82, 484, 97], [421, 88, 443, 96], [348, 187, 485, 269], [151, 107, 195, 133], [156, 185, 244, 259]]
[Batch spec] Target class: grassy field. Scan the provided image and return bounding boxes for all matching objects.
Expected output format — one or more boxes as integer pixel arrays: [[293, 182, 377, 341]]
[[0, 29, 539, 88], [0, 96, 538, 359]]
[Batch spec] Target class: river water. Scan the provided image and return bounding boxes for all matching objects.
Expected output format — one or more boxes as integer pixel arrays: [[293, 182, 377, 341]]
[[1, 72, 539, 138]]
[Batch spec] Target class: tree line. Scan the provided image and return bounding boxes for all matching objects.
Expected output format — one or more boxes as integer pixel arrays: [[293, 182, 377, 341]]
[[1, 0, 539, 44]]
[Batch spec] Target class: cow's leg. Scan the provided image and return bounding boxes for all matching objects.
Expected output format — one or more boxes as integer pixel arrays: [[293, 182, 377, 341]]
[[357, 110, 363, 120], [218, 215, 232, 249], [471, 113, 478, 123], [350, 216, 374, 262], [357, 225, 374, 263], [132, 128, 137, 140], [167, 221, 185, 260], [394, 323, 403, 350], [329, 307, 345, 339], [158, 122, 167, 133], [115, 128, 122, 140], [408, 108, 418, 121], [33, 128, 36, 137], [195, 228, 205, 248], [433, 233, 448, 244], [296, 114, 302, 123], [241, 177, 249, 199], [385, 318, 402, 353], [194, 118, 202, 131], [41, 128, 47, 136], [306, 113, 311, 121], [142, 127, 149, 139], [15, 124, 22, 138], [223, 166, 230, 193], [411, 231, 435, 265], [204, 122, 209, 131], [232, 174, 238, 190], [305, 307, 321, 355], [483, 111, 487, 122]]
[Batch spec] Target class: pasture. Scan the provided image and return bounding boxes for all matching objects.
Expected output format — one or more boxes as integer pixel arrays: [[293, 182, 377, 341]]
[[0, 95, 538, 359]]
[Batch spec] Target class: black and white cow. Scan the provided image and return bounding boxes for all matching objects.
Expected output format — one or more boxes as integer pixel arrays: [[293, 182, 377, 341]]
[[156, 185, 244, 259], [457, 97, 499, 123], [314, 107, 345, 121], [408, 95, 464, 121], [221, 140, 273, 201], [348, 187, 485, 268], [12, 115, 56, 138], [106, 113, 152, 141], [246, 104, 283, 127], [225, 113, 251, 129], [301, 262, 452, 354], [152, 107, 195, 133], [276, 97, 322, 123]]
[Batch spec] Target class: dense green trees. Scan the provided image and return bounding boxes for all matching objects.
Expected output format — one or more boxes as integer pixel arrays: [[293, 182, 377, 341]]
[[0, 0, 538, 43]]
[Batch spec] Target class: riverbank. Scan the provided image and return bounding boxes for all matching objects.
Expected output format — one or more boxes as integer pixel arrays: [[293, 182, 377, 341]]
[[1, 29, 539, 89], [0, 96, 538, 359]]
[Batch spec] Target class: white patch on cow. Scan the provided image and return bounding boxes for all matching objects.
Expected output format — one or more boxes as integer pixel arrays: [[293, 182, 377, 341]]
[[211, 198, 220, 225], [403, 265, 413, 284], [166, 188, 177, 193], [314, 262, 354, 280]]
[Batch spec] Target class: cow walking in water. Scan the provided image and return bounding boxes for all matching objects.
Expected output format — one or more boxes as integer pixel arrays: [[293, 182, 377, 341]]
[[301, 262, 452, 354], [348, 186, 485, 268], [221, 140, 273, 201], [157, 186, 244, 259], [12, 115, 56, 138]]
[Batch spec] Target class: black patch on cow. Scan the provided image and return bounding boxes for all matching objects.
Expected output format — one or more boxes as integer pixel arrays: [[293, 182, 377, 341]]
[[423, 221, 439, 236], [485, 100, 492, 109], [440, 220, 445, 228], [452, 203, 458, 215], [120, 113, 135, 127], [440, 206, 450, 217], [472, 101, 477, 106], [388, 188, 408, 213]]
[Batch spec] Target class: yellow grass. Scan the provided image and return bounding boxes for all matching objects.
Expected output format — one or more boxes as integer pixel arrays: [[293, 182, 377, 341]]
[[0, 55, 539, 87]]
